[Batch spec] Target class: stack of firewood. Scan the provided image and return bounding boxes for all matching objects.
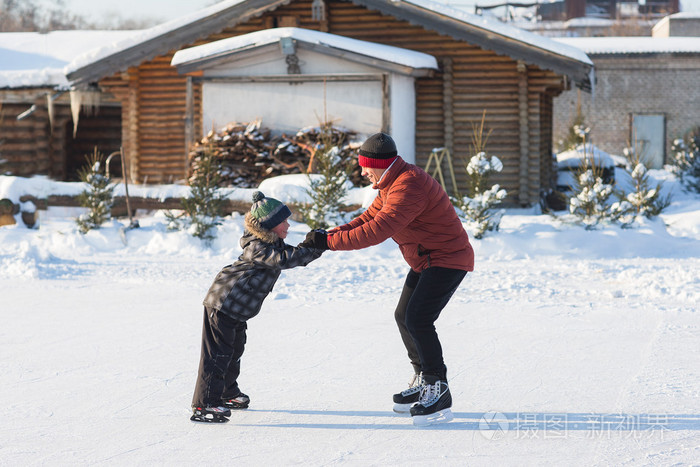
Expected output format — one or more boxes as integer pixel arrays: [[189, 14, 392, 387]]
[[188, 120, 368, 188]]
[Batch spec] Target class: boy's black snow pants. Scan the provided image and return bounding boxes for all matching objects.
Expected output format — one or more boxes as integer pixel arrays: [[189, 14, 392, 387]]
[[394, 266, 467, 382], [192, 307, 247, 407]]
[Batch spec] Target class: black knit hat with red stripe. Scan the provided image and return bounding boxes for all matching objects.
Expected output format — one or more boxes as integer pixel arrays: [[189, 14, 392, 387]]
[[358, 132, 398, 169]]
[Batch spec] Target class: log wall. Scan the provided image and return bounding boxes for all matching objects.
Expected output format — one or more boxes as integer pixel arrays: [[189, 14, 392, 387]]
[[99, 58, 202, 184], [0, 90, 121, 180], [0, 92, 54, 177]]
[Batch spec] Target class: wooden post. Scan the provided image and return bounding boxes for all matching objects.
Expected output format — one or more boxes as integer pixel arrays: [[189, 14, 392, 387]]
[[185, 75, 194, 178], [442, 57, 454, 160], [517, 61, 530, 206], [126, 69, 140, 184], [381, 74, 390, 133]]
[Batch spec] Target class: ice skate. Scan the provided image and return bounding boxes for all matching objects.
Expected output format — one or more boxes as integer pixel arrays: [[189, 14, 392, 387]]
[[392, 373, 424, 413], [190, 405, 231, 423], [223, 392, 250, 409], [410, 379, 453, 426]]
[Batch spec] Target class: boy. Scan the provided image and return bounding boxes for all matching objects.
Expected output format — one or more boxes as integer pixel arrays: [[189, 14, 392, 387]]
[[191, 191, 323, 423]]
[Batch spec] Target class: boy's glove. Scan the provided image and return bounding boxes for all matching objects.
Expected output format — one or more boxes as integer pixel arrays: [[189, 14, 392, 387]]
[[299, 230, 329, 250]]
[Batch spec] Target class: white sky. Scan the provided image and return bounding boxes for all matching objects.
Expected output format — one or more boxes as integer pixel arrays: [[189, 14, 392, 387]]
[[43, 0, 216, 24], [47, 0, 700, 25]]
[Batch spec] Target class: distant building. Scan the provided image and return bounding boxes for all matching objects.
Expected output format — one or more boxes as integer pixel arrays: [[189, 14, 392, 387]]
[[552, 12, 700, 168], [474, 0, 679, 36]]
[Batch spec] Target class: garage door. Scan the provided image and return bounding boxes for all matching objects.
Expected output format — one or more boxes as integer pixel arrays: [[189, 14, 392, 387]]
[[202, 79, 383, 135]]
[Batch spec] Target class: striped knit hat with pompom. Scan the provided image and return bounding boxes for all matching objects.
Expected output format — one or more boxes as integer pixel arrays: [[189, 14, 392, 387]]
[[250, 191, 291, 230]]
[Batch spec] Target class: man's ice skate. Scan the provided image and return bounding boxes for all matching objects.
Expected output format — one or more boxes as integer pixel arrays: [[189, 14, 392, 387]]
[[190, 405, 231, 423], [392, 373, 424, 413], [223, 392, 250, 409], [409, 379, 453, 426]]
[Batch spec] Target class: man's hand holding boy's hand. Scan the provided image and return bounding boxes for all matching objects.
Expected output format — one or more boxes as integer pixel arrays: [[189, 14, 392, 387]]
[[299, 229, 329, 250]]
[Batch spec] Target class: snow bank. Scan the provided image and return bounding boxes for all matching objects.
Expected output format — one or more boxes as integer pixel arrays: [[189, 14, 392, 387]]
[[1, 168, 698, 268], [0, 174, 373, 207], [556, 144, 616, 170]]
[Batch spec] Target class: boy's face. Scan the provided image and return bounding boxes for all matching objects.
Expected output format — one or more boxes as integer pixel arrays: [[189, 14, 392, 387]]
[[271, 218, 290, 239]]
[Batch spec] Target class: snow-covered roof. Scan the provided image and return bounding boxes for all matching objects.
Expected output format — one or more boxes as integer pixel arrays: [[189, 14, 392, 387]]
[[0, 30, 138, 89], [65, 0, 248, 77], [375, 0, 592, 66], [555, 36, 700, 54], [665, 11, 700, 19], [564, 17, 615, 27], [171, 27, 439, 73], [65, 0, 593, 89]]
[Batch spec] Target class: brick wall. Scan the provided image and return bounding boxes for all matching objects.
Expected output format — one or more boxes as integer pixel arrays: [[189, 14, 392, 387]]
[[553, 53, 700, 163]]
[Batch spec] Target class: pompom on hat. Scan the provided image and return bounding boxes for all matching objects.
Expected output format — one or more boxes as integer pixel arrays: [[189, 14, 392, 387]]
[[358, 132, 398, 169], [249, 191, 291, 230]]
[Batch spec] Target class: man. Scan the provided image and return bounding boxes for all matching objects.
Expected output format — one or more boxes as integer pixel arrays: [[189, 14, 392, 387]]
[[302, 132, 474, 426]]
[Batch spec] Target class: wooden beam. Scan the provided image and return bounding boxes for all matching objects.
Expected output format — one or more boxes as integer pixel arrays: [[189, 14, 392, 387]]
[[185, 76, 194, 160], [382, 73, 390, 134], [442, 57, 454, 160], [517, 60, 529, 206]]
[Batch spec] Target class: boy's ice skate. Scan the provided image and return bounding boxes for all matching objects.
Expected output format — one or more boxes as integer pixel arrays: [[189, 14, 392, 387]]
[[392, 373, 424, 413], [410, 379, 453, 426], [190, 405, 231, 423], [223, 392, 250, 409]]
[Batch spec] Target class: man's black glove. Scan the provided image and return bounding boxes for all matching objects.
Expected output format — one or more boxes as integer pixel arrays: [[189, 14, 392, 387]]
[[298, 230, 329, 250]]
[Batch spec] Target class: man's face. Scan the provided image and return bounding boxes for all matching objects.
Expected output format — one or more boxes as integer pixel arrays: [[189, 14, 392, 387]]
[[361, 166, 386, 185], [271, 219, 290, 239]]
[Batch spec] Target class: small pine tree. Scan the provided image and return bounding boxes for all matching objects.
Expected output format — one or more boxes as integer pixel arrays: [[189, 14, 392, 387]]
[[453, 182, 507, 239], [670, 129, 700, 193], [567, 126, 615, 229], [452, 111, 507, 239], [76, 148, 115, 234], [569, 167, 615, 229], [610, 147, 671, 227], [299, 125, 351, 230], [166, 144, 225, 243], [559, 96, 588, 152]]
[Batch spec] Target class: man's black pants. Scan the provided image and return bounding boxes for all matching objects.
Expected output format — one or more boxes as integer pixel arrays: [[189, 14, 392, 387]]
[[394, 266, 467, 381], [192, 307, 247, 407]]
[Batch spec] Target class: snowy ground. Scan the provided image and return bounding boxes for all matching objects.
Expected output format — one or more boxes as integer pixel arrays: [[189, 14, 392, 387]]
[[0, 171, 698, 466]]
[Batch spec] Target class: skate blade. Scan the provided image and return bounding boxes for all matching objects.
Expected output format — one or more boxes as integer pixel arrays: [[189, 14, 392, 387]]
[[412, 408, 454, 426], [224, 402, 249, 410], [393, 403, 414, 414], [190, 414, 229, 423]]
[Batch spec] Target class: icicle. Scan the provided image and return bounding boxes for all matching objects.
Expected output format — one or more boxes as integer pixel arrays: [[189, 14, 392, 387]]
[[69, 87, 101, 138], [70, 90, 82, 138], [82, 88, 101, 116], [46, 93, 54, 134]]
